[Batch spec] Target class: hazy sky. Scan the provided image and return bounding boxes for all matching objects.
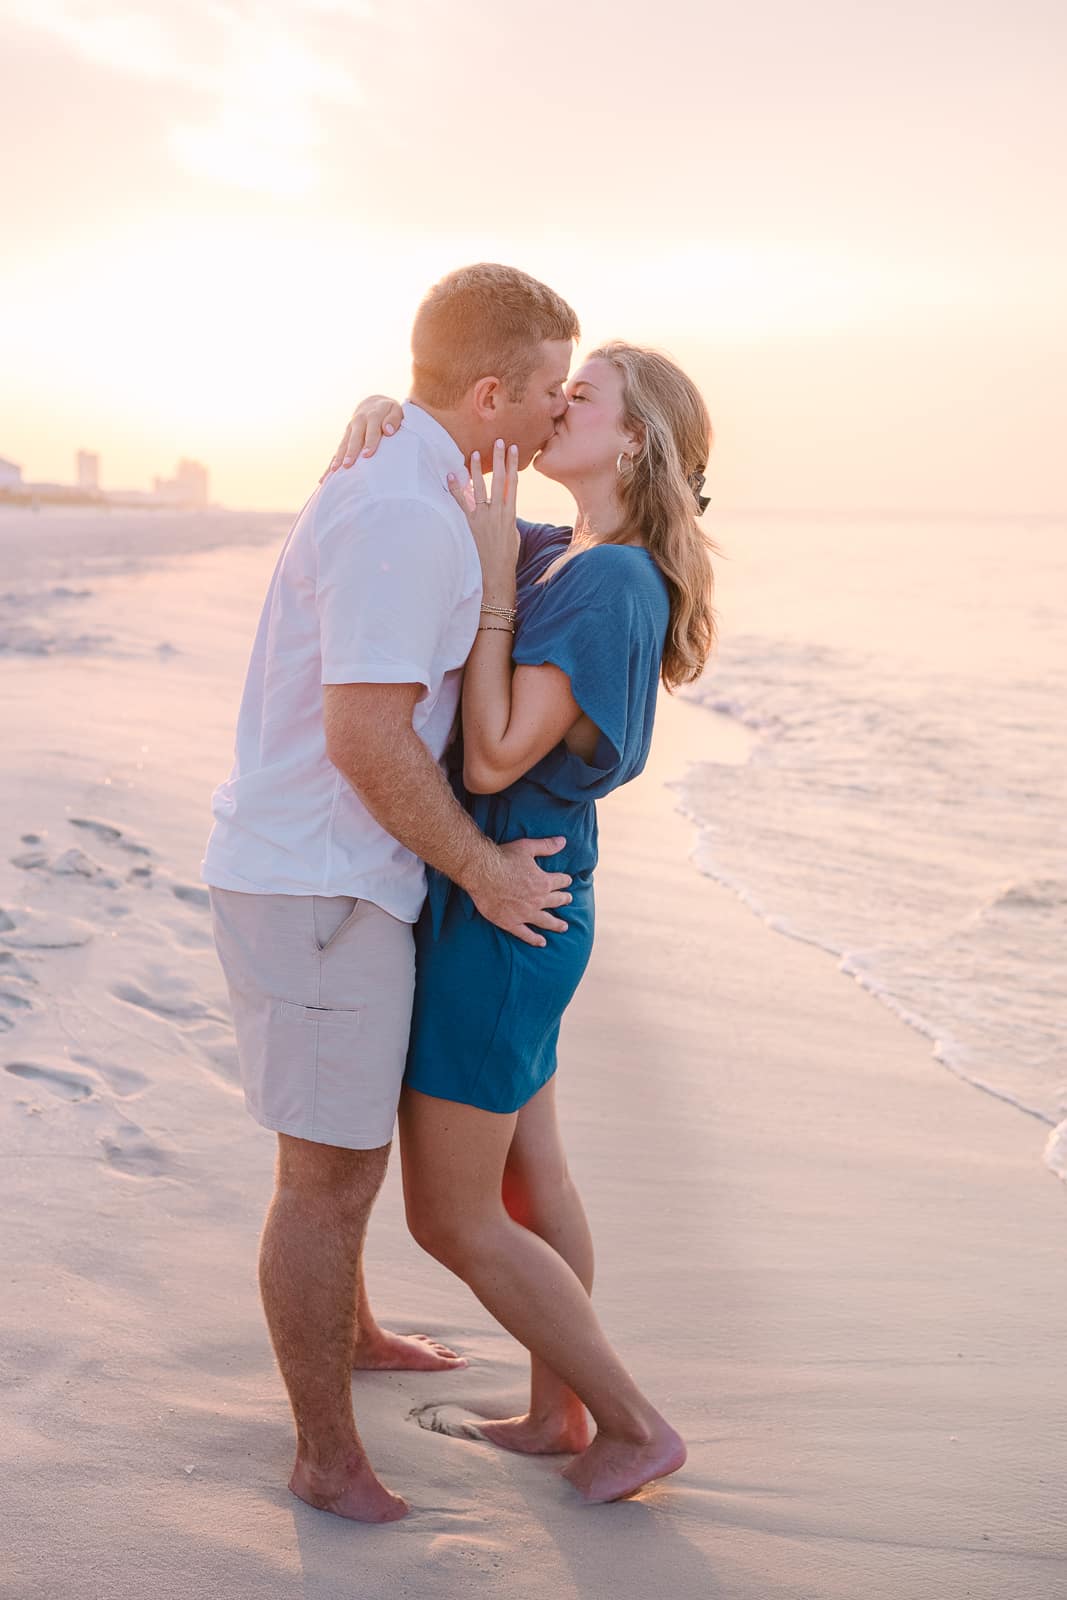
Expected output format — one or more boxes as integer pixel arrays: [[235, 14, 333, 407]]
[[1, 0, 1064, 513]]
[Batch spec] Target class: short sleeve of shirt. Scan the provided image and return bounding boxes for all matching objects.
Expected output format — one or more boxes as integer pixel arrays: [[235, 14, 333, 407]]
[[517, 519, 572, 582], [512, 547, 668, 782], [315, 493, 461, 692]]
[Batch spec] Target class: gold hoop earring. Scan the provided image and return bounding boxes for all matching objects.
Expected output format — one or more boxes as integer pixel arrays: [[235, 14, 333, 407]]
[[616, 452, 634, 477]]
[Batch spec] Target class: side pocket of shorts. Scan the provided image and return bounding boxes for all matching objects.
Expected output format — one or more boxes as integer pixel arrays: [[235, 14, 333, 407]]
[[311, 896, 363, 954]]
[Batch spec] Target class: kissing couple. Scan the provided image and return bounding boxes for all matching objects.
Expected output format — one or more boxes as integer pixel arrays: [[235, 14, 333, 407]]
[[202, 262, 716, 1522]]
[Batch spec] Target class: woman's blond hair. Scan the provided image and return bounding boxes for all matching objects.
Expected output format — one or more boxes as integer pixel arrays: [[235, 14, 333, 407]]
[[543, 341, 717, 689]]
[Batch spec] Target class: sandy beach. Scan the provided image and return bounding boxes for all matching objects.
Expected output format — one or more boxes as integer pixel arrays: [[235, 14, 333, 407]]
[[2, 519, 1065, 1599]]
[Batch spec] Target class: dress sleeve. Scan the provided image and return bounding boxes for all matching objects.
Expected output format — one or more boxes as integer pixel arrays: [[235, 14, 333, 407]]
[[517, 519, 572, 574], [511, 547, 664, 779]]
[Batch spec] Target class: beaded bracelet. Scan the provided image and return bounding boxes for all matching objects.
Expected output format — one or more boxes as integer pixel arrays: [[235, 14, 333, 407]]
[[477, 624, 515, 635], [480, 603, 518, 623]]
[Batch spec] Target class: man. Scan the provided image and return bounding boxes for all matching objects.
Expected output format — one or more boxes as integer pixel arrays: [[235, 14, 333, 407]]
[[202, 263, 580, 1523]]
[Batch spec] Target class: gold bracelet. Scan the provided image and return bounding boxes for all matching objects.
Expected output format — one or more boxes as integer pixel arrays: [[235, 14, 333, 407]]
[[480, 603, 518, 622], [477, 624, 515, 634]]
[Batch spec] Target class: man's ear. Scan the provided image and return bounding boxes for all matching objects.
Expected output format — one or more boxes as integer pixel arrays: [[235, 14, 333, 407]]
[[470, 375, 504, 418]]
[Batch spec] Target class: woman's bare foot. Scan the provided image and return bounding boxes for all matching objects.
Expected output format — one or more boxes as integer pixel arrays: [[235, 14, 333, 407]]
[[561, 1417, 687, 1503], [289, 1450, 410, 1524], [352, 1329, 468, 1372], [478, 1407, 592, 1456]]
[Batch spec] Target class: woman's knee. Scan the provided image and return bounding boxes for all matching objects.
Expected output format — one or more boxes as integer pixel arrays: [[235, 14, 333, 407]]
[[406, 1194, 504, 1272], [406, 1197, 449, 1262]]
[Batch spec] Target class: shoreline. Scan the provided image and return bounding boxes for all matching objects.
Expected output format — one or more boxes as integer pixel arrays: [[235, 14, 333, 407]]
[[669, 702, 1066, 1190]]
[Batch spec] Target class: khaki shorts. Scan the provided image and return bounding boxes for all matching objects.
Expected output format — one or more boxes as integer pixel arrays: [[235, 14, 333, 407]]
[[209, 888, 415, 1150]]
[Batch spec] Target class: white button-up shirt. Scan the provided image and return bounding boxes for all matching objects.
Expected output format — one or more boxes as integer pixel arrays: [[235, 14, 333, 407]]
[[201, 403, 482, 920]]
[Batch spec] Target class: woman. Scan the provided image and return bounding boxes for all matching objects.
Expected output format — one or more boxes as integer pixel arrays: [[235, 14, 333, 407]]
[[327, 343, 716, 1503]]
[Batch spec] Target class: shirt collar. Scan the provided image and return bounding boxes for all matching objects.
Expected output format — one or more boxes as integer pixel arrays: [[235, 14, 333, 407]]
[[402, 401, 467, 483]]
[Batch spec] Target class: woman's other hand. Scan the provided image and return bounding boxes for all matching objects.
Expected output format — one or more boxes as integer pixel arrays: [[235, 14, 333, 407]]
[[448, 439, 520, 599], [320, 396, 405, 480]]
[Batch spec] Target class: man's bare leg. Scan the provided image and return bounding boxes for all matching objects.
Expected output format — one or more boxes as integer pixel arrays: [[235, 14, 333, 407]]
[[351, 1253, 468, 1372], [258, 1132, 408, 1524]]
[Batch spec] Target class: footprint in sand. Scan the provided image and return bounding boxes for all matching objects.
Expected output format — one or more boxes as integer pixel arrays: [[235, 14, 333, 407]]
[[0, 953, 37, 1032], [0, 905, 94, 950], [99, 1121, 172, 1179], [68, 818, 121, 844], [67, 1050, 148, 1099], [111, 980, 219, 1025], [408, 1402, 487, 1442], [171, 884, 209, 910], [11, 845, 121, 889], [5, 1053, 149, 1115], [10, 849, 48, 870], [69, 818, 152, 857], [0, 953, 36, 980], [4, 1061, 96, 1101]]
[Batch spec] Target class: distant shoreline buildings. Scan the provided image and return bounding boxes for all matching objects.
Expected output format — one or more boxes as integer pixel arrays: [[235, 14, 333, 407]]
[[0, 450, 210, 510]]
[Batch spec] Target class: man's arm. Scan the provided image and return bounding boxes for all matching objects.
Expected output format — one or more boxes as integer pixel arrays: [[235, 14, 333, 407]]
[[323, 682, 572, 948]]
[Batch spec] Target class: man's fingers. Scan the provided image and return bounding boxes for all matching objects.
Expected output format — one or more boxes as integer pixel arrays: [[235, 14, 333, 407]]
[[527, 911, 569, 933], [545, 891, 572, 908], [510, 923, 547, 949], [529, 835, 567, 858]]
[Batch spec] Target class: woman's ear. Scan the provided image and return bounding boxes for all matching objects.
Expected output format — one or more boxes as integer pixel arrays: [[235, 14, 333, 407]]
[[625, 422, 646, 460]]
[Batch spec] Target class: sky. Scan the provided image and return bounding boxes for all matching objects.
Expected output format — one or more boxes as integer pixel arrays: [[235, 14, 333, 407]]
[[1, 0, 1064, 515]]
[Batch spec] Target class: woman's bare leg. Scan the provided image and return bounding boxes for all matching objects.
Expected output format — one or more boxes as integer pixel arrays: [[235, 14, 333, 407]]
[[398, 1087, 685, 1502], [485, 1077, 593, 1453]]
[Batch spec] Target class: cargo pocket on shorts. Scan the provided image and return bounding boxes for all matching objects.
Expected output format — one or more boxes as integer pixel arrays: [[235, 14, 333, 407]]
[[255, 999, 362, 1143]]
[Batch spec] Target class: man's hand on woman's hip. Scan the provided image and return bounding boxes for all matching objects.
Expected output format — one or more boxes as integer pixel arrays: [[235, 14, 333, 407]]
[[469, 836, 572, 949]]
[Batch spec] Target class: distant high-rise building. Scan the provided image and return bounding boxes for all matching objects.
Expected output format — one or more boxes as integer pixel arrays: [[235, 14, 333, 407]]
[[76, 450, 100, 492], [175, 458, 209, 506], [153, 458, 209, 508]]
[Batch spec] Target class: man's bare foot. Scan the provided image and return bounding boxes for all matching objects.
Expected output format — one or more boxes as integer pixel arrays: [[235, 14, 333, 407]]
[[561, 1417, 687, 1503], [478, 1408, 592, 1456], [352, 1328, 468, 1373], [290, 1451, 410, 1524]]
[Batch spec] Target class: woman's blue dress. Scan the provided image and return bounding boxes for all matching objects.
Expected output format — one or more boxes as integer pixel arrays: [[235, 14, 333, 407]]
[[404, 519, 670, 1114]]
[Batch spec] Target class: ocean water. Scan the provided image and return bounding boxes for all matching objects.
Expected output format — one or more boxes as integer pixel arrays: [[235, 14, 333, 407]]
[[676, 511, 1067, 1181], [0, 506, 290, 657]]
